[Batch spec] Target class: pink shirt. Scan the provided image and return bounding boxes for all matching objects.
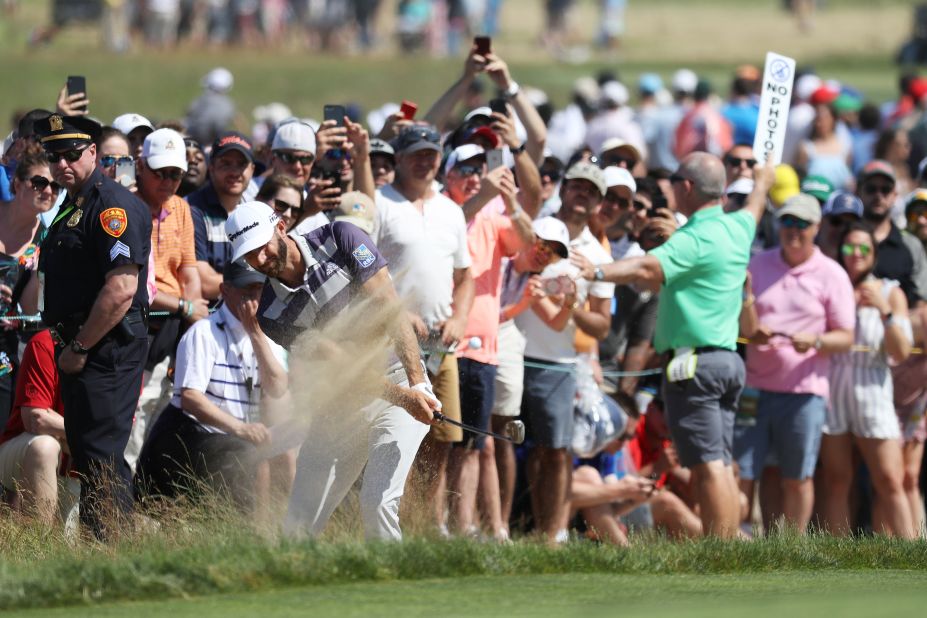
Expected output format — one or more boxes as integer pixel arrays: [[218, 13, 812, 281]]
[[746, 247, 856, 398], [458, 212, 525, 365]]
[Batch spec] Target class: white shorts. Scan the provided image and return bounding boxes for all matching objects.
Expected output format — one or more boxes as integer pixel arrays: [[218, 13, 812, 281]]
[[492, 320, 526, 417], [824, 400, 901, 440]]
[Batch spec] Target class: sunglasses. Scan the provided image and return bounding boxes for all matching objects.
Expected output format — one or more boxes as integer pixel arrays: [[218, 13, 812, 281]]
[[184, 138, 201, 150], [841, 242, 872, 257], [100, 155, 134, 168], [45, 146, 89, 164], [863, 184, 894, 196], [30, 175, 63, 194], [276, 151, 315, 166], [907, 208, 927, 225], [533, 241, 555, 258], [779, 215, 812, 230], [150, 167, 184, 181], [454, 164, 483, 177], [725, 155, 757, 168], [272, 198, 302, 214], [669, 173, 689, 184]]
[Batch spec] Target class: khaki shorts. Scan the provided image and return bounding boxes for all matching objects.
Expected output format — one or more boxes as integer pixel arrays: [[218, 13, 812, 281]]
[[0, 432, 80, 525], [492, 320, 526, 418], [429, 353, 462, 442]]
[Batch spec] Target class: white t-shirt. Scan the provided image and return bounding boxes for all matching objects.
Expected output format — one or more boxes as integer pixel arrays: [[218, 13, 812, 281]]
[[517, 226, 615, 364], [373, 184, 471, 326], [171, 303, 288, 433]]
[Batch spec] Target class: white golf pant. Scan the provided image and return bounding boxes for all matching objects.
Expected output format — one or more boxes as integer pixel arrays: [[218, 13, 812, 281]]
[[284, 379, 429, 541]]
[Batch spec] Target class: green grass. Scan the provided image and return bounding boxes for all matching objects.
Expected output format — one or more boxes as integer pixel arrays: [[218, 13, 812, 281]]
[[10, 571, 927, 617]]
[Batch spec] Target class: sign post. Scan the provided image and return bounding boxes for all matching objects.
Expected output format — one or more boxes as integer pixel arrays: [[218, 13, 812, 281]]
[[753, 51, 797, 166]]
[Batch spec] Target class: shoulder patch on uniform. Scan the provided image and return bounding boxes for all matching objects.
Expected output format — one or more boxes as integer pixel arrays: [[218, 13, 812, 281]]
[[100, 207, 128, 238], [352, 244, 376, 268]]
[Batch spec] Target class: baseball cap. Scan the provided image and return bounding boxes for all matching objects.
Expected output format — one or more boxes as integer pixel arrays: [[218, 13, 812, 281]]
[[272, 120, 316, 153], [822, 191, 863, 219], [777, 193, 821, 224], [226, 201, 279, 263], [795, 74, 822, 102], [638, 73, 663, 96], [857, 159, 896, 186], [394, 125, 442, 154], [833, 93, 863, 114], [202, 67, 234, 93], [142, 128, 188, 171], [905, 188, 927, 215], [911, 78, 927, 103], [211, 131, 254, 162], [369, 138, 395, 158], [599, 138, 641, 163], [769, 164, 800, 207], [603, 166, 636, 192], [809, 86, 839, 106], [463, 106, 493, 123], [725, 177, 754, 196], [461, 124, 500, 148], [800, 175, 834, 203], [445, 144, 485, 175], [112, 113, 154, 136], [532, 217, 570, 258], [17, 109, 52, 140], [334, 191, 376, 234], [564, 161, 607, 197], [600, 81, 629, 106], [671, 69, 698, 95], [223, 262, 267, 287]]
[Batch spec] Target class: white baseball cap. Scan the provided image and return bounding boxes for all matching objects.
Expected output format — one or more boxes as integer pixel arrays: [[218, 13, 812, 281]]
[[532, 217, 570, 258], [464, 106, 493, 123], [226, 201, 280, 263], [444, 144, 485, 175], [202, 67, 234, 93], [112, 113, 154, 136], [142, 128, 188, 171], [671, 69, 698, 95], [603, 166, 636, 192], [795, 74, 822, 102], [600, 81, 629, 106], [272, 120, 317, 153]]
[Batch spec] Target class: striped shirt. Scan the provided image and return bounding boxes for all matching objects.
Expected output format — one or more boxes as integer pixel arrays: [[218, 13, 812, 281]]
[[257, 222, 387, 350], [171, 303, 287, 433], [188, 183, 236, 275], [151, 195, 197, 298]]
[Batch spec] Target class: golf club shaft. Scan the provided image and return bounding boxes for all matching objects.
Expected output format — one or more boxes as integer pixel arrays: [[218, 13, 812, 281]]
[[433, 411, 517, 444]]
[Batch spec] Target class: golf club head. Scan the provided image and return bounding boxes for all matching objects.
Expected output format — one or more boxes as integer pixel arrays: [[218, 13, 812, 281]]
[[505, 420, 526, 444]]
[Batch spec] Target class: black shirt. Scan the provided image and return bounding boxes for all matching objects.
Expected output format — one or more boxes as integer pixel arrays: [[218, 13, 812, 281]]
[[38, 168, 151, 325], [874, 224, 920, 306]]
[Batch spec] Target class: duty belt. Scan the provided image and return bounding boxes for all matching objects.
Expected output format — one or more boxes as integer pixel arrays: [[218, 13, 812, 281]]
[[49, 307, 148, 348]]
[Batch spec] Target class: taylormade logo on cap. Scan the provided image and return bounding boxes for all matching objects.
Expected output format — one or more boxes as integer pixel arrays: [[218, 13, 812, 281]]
[[228, 221, 259, 242]]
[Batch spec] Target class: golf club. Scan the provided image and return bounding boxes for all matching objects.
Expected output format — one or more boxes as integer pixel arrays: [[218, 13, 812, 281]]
[[434, 412, 525, 444]]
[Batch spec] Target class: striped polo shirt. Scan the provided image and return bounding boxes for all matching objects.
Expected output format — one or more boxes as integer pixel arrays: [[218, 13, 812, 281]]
[[171, 303, 287, 433], [188, 182, 235, 275], [257, 221, 388, 349]]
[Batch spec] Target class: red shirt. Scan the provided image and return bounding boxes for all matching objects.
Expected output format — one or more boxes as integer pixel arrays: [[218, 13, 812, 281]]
[[627, 414, 670, 487], [1, 330, 64, 445]]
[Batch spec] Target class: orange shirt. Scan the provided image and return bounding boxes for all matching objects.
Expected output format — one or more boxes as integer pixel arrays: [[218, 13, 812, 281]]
[[151, 195, 197, 298]]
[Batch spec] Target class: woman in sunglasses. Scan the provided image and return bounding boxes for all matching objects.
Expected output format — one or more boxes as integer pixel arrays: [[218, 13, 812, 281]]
[[256, 174, 303, 230], [821, 221, 917, 538], [95, 127, 134, 190], [0, 152, 59, 428]]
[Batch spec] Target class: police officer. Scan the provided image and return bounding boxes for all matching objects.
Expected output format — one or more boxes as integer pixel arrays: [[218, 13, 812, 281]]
[[34, 114, 151, 539]]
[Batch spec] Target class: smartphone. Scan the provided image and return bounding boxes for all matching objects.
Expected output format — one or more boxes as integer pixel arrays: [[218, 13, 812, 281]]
[[474, 35, 491, 56], [323, 104, 346, 127], [399, 100, 418, 120], [115, 158, 136, 188], [541, 276, 568, 296], [486, 148, 504, 171], [66, 75, 87, 112], [489, 98, 508, 117], [649, 193, 668, 215]]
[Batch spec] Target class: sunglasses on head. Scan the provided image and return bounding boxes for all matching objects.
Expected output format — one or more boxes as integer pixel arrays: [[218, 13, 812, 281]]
[[45, 145, 89, 164], [779, 215, 812, 230], [150, 167, 184, 181], [183, 138, 201, 150], [273, 198, 302, 214], [841, 242, 872, 257], [100, 155, 133, 168], [30, 175, 63, 194], [276, 151, 314, 166], [454, 164, 483, 177], [725, 155, 757, 168], [863, 183, 894, 196]]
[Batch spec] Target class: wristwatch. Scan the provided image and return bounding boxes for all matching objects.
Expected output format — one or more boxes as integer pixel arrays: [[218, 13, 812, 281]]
[[813, 336, 823, 351], [511, 142, 527, 156], [593, 267, 605, 282], [70, 339, 90, 355], [503, 80, 520, 99]]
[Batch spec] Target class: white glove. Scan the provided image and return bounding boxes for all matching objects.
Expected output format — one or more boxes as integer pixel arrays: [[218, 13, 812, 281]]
[[410, 382, 442, 411]]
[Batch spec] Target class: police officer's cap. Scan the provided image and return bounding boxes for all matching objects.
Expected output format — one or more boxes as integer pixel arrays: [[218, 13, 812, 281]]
[[33, 114, 102, 151]]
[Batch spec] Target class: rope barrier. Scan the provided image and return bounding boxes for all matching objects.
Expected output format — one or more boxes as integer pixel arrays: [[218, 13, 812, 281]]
[[522, 360, 663, 377], [735, 337, 924, 355]]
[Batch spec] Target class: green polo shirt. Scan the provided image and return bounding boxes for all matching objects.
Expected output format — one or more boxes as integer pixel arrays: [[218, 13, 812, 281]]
[[649, 205, 756, 353]]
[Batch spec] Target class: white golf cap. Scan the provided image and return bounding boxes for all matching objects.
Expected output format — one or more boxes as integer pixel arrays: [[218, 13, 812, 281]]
[[603, 166, 636, 192], [464, 106, 493, 123], [795, 74, 822, 101], [600, 81, 629, 106], [671, 69, 698, 94], [142, 128, 188, 172], [599, 137, 641, 162], [725, 177, 754, 195], [444, 144, 485, 175], [272, 120, 317, 153], [202, 67, 234, 93], [226, 201, 280, 263], [112, 113, 154, 136], [532, 216, 570, 258]]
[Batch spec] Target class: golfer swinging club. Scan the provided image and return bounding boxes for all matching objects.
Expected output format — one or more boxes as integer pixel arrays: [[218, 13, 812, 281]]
[[225, 201, 439, 541]]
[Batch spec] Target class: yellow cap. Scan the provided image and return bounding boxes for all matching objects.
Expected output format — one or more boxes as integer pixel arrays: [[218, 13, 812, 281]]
[[769, 164, 800, 207]]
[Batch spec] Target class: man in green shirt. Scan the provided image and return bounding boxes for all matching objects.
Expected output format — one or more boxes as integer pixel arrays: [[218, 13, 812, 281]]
[[576, 152, 772, 537]]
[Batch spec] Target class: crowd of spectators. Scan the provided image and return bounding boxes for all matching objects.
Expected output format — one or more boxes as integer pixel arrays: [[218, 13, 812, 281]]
[[2, 40, 927, 542]]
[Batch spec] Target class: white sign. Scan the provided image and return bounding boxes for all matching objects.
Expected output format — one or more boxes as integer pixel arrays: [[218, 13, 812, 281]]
[[753, 51, 797, 166]]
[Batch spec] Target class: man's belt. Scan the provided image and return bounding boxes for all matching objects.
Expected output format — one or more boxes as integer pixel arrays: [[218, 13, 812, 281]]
[[49, 308, 148, 348]]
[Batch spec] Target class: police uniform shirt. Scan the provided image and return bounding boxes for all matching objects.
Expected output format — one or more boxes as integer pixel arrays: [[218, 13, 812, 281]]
[[39, 167, 151, 325], [257, 221, 387, 350]]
